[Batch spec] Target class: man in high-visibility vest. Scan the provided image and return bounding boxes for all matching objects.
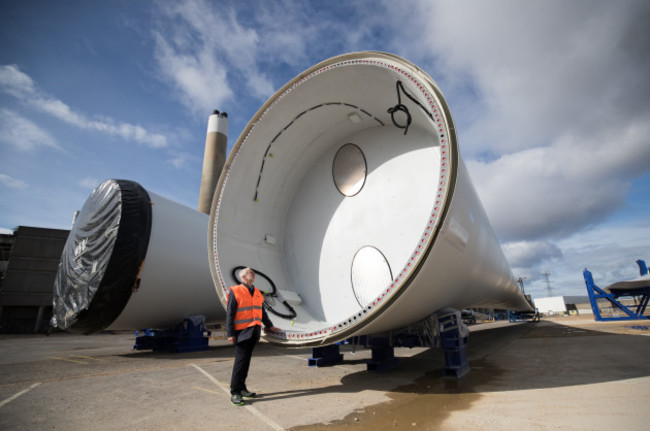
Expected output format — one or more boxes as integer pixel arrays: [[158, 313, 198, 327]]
[[226, 267, 278, 406]]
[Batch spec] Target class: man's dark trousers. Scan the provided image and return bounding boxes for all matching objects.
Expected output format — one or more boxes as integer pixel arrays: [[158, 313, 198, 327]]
[[230, 335, 257, 394]]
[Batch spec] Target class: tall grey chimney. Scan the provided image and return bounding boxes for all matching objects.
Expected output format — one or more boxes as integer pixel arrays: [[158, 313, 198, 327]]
[[198, 110, 228, 214]]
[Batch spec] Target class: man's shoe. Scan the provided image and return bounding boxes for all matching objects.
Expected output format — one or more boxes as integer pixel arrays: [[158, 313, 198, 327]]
[[241, 389, 257, 399], [230, 393, 244, 406]]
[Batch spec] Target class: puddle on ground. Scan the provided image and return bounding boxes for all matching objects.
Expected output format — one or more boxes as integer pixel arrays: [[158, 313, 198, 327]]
[[291, 357, 502, 430]]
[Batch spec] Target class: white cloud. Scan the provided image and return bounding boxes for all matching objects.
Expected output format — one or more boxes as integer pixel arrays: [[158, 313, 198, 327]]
[[78, 177, 100, 189], [151, 1, 415, 116], [153, 0, 348, 114], [0, 109, 59, 151], [0, 173, 28, 190], [517, 220, 650, 298], [468, 117, 650, 241], [0, 63, 36, 97], [404, 0, 650, 156], [503, 240, 563, 269], [153, 0, 267, 114], [0, 64, 168, 148], [378, 0, 650, 244], [167, 152, 195, 169], [152, 31, 234, 115]]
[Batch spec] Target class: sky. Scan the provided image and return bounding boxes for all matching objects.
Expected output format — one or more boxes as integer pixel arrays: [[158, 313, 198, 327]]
[[1, 0, 649, 301]]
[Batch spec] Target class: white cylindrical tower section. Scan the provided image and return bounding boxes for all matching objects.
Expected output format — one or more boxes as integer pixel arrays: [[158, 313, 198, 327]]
[[208, 52, 531, 347], [52, 179, 224, 333], [198, 111, 228, 214]]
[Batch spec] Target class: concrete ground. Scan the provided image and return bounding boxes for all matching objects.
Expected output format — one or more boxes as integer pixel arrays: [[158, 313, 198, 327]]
[[1, 316, 649, 430]]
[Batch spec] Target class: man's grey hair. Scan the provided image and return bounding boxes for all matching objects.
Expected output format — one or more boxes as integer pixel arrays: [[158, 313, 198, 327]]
[[239, 267, 254, 280]]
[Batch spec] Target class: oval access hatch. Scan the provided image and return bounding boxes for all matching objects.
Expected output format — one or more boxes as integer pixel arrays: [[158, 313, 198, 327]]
[[351, 246, 393, 307], [332, 143, 367, 197]]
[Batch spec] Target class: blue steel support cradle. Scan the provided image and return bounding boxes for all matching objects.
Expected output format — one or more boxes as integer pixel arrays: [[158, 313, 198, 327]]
[[308, 311, 471, 377], [508, 309, 540, 323], [366, 336, 400, 372], [437, 311, 470, 379], [308, 344, 344, 367], [134, 317, 211, 352], [583, 260, 650, 321], [308, 336, 401, 371]]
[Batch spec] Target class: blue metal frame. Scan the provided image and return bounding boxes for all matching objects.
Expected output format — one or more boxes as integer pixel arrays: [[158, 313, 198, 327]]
[[134, 317, 211, 352], [583, 260, 650, 321], [508, 309, 540, 323], [437, 311, 470, 379], [308, 344, 344, 367], [308, 312, 472, 376], [366, 336, 401, 372]]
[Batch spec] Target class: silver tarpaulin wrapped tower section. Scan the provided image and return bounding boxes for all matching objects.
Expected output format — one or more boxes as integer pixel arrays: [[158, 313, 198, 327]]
[[52, 180, 152, 333], [52, 179, 224, 333]]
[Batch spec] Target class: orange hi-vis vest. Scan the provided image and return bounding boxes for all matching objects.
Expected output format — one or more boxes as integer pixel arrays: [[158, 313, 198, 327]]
[[230, 284, 264, 331]]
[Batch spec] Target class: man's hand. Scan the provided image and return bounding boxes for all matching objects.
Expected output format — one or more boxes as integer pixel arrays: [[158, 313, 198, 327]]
[[228, 336, 236, 344], [263, 326, 281, 334]]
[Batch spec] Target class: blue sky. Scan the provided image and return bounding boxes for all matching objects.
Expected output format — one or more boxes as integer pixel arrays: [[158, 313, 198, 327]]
[[1, 0, 649, 300]]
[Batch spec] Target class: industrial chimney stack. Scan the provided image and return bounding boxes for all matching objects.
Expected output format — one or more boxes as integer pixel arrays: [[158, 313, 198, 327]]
[[198, 110, 228, 214]]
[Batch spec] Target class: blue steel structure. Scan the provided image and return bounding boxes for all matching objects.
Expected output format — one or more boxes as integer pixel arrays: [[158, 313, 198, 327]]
[[307, 335, 402, 372], [134, 317, 211, 353], [308, 344, 344, 367], [583, 259, 650, 321], [307, 310, 470, 378], [508, 309, 540, 323], [437, 311, 470, 379]]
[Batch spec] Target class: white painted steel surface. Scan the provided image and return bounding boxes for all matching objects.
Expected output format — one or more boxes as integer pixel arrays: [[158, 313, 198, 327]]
[[209, 52, 531, 347], [207, 114, 228, 135], [605, 274, 650, 293], [108, 191, 224, 329]]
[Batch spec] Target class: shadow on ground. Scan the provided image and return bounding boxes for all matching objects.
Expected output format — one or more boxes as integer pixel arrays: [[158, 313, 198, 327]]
[[124, 319, 650, 393], [287, 320, 650, 430]]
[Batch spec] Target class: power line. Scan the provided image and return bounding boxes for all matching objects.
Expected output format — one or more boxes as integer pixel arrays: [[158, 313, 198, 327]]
[[541, 269, 553, 297], [517, 276, 527, 295]]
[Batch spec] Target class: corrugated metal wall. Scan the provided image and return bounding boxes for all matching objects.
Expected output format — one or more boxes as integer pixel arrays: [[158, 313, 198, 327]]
[[0, 226, 69, 333]]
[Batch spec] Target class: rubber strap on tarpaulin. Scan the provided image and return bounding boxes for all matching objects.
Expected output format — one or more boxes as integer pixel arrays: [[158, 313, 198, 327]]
[[69, 180, 152, 334]]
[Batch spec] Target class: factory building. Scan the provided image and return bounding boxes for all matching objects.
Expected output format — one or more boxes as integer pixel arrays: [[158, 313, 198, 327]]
[[533, 296, 592, 316], [0, 226, 69, 333]]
